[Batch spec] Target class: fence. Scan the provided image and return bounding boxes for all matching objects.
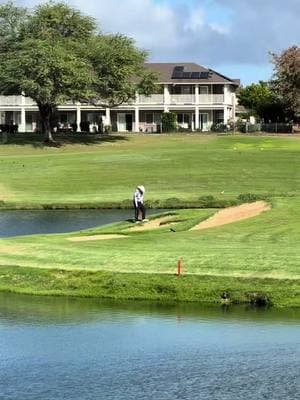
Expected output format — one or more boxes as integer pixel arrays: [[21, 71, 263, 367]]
[[261, 123, 293, 133], [239, 122, 293, 134]]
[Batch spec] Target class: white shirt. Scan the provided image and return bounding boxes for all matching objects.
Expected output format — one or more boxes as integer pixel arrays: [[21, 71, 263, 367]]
[[133, 189, 144, 207]]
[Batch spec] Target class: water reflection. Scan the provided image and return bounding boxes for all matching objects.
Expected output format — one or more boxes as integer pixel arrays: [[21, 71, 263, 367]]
[[0, 293, 299, 400], [0, 292, 299, 326]]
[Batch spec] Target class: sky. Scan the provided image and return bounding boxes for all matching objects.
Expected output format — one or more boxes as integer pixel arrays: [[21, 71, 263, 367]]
[[5, 0, 300, 85]]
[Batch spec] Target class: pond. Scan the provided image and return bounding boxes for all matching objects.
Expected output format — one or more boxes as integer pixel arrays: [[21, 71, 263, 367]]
[[0, 293, 299, 400], [0, 209, 167, 238]]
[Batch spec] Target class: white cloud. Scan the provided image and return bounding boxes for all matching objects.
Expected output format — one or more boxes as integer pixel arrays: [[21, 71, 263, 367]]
[[6, 0, 300, 83]]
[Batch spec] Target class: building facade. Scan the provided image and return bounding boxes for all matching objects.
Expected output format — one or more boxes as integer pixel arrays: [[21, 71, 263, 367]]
[[0, 63, 239, 133]]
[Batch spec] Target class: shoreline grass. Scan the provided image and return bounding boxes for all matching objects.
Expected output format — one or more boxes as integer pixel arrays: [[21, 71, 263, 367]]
[[0, 266, 299, 308]]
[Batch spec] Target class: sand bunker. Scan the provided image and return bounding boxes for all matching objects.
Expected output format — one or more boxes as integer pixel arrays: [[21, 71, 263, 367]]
[[68, 234, 128, 242], [127, 215, 178, 232], [190, 201, 271, 231]]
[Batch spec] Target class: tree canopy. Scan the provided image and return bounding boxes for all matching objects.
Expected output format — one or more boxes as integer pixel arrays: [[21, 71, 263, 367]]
[[237, 81, 285, 122], [270, 45, 300, 119], [0, 1, 157, 140]]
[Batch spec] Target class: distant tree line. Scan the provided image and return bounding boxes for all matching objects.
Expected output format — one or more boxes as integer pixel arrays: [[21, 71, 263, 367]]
[[237, 46, 300, 122]]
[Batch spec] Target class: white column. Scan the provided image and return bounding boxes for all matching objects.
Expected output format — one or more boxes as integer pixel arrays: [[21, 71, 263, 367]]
[[223, 84, 230, 104], [20, 108, 26, 132], [76, 104, 81, 132], [223, 107, 229, 124], [195, 106, 199, 130], [164, 84, 170, 112], [195, 84, 199, 104], [232, 93, 236, 121], [19, 93, 26, 132], [105, 108, 111, 125], [135, 107, 140, 132]]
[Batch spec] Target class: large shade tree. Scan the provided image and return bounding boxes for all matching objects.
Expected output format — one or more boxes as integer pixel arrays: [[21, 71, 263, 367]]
[[0, 1, 156, 141], [270, 45, 300, 120]]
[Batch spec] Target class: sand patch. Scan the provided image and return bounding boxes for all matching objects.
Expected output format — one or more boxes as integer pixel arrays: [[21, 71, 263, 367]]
[[127, 215, 179, 232], [67, 234, 128, 242], [0, 245, 25, 255], [190, 201, 271, 231], [0, 183, 14, 201]]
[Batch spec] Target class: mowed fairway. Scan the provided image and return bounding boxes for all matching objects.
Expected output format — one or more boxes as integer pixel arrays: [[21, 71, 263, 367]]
[[0, 134, 300, 207], [0, 134, 300, 306]]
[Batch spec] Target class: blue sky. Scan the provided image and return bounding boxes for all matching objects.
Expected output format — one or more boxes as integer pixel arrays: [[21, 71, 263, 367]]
[[7, 0, 300, 85]]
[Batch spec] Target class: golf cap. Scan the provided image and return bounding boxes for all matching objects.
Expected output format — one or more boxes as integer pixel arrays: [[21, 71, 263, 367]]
[[137, 185, 145, 193]]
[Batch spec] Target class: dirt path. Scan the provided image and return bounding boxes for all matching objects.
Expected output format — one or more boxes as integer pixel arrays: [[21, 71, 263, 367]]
[[127, 215, 178, 232], [190, 201, 271, 231], [67, 234, 128, 242]]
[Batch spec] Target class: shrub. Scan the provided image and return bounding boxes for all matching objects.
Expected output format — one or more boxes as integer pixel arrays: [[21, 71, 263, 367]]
[[71, 123, 78, 133], [246, 292, 271, 306], [104, 125, 112, 134], [161, 112, 177, 132], [237, 193, 263, 203], [239, 123, 261, 133], [211, 123, 228, 132], [177, 127, 192, 133], [80, 121, 90, 132]]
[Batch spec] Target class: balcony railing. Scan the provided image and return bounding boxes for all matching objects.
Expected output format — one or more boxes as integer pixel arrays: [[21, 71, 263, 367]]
[[0, 93, 228, 108], [139, 94, 164, 104], [0, 96, 23, 106], [24, 97, 36, 106], [199, 94, 224, 104], [171, 94, 195, 104]]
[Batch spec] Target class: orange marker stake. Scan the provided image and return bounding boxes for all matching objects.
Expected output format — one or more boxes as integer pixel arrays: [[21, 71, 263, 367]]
[[177, 258, 181, 276]]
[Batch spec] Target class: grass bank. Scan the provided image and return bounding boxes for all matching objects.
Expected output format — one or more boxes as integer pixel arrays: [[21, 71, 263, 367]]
[[0, 266, 299, 307]]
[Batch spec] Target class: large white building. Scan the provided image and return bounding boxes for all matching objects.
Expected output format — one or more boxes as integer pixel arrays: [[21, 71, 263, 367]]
[[0, 63, 239, 133]]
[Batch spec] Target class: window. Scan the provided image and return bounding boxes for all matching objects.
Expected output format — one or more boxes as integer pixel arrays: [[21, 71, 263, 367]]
[[173, 85, 193, 95], [177, 114, 190, 124], [182, 86, 192, 95], [216, 111, 224, 124], [146, 113, 153, 124], [199, 86, 208, 95]]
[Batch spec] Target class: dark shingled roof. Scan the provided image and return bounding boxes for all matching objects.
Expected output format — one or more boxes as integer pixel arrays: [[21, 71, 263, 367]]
[[144, 63, 239, 85]]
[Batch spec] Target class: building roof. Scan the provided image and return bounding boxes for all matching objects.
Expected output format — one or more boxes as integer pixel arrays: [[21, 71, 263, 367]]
[[144, 63, 239, 85]]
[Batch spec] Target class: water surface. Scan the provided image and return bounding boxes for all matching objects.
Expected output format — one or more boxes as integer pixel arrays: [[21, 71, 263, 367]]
[[0, 209, 167, 238], [0, 293, 299, 400]]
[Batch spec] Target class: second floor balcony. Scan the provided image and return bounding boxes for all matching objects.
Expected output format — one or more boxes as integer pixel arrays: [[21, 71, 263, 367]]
[[0, 90, 230, 109], [138, 93, 225, 105]]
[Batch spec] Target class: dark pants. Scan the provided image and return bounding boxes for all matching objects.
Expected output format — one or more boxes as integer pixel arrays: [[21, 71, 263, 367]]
[[133, 201, 146, 221]]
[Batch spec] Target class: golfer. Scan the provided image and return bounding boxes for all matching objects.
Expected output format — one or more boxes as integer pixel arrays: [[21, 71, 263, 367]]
[[133, 185, 146, 222]]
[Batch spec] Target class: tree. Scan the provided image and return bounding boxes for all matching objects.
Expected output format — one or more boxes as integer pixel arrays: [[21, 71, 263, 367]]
[[270, 46, 300, 120], [161, 112, 177, 132], [0, 1, 156, 141], [237, 81, 285, 122]]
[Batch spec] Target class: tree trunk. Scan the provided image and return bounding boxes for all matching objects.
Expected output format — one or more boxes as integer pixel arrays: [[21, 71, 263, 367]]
[[38, 103, 54, 142]]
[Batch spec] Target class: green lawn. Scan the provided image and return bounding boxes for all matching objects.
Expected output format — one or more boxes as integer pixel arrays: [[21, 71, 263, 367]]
[[1, 134, 300, 207], [0, 134, 300, 306]]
